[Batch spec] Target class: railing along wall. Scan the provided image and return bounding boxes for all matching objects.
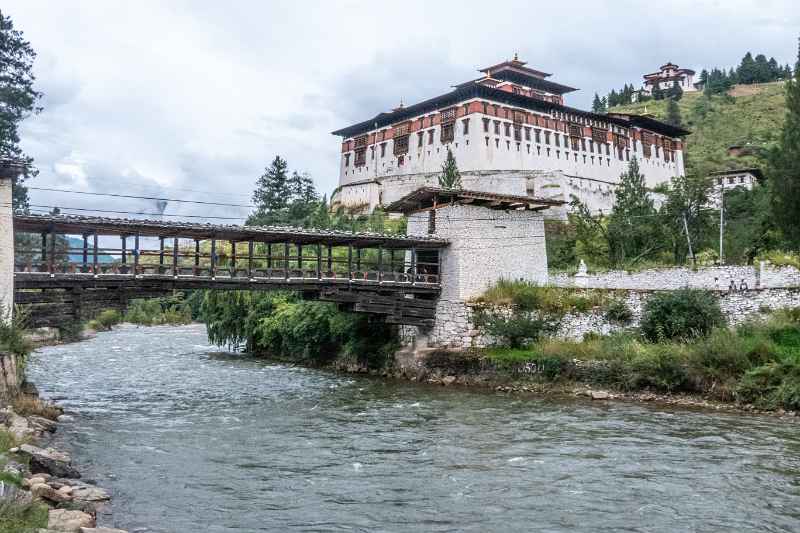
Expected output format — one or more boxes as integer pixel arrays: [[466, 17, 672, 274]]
[[12, 215, 445, 288]]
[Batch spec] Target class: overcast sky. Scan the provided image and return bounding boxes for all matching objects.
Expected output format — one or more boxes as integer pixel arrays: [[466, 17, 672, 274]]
[[6, 0, 799, 222]]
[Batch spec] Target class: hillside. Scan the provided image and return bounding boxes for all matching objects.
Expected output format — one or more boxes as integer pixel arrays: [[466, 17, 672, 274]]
[[609, 82, 787, 175]]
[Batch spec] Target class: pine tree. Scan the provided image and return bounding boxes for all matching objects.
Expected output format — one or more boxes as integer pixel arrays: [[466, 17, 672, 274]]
[[438, 148, 462, 189], [592, 93, 604, 113], [665, 98, 682, 127], [651, 83, 664, 100], [667, 80, 684, 101], [606, 158, 662, 266], [0, 10, 42, 211], [770, 36, 800, 247], [607, 89, 619, 108], [250, 156, 291, 224]]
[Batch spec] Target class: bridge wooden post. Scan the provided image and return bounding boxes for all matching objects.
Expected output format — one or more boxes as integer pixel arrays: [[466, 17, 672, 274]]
[[327, 244, 333, 272], [47, 225, 55, 275], [121, 235, 127, 265], [158, 237, 165, 271], [347, 245, 353, 281], [297, 244, 303, 270], [247, 241, 254, 279], [283, 242, 289, 280], [377, 247, 383, 283], [316, 243, 321, 279], [134, 233, 140, 275], [410, 247, 417, 285], [40, 231, 47, 268], [92, 232, 98, 275], [82, 233, 89, 272], [172, 237, 179, 277], [267, 244, 272, 269], [194, 239, 200, 274], [230, 240, 236, 276], [355, 248, 361, 271], [210, 239, 216, 278]]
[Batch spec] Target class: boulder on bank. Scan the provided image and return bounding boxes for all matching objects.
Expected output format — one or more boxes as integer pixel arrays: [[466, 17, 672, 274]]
[[46, 508, 95, 531], [15, 444, 81, 479]]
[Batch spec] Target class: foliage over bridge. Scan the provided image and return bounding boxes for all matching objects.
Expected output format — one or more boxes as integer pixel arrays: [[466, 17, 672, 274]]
[[11, 214, 447, 329]]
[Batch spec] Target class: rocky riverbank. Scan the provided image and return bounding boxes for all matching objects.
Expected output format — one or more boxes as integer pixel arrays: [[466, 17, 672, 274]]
[[0, 399, 126, 532]]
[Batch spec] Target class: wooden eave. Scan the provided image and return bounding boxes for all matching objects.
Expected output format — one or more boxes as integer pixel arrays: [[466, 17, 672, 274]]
[[385, 187, 565, 215], [12, 214, 449, 249]]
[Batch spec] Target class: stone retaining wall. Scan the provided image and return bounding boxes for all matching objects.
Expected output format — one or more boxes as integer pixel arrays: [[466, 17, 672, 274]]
[[402, 288, 800, 349], [548, 263, 800, 291]]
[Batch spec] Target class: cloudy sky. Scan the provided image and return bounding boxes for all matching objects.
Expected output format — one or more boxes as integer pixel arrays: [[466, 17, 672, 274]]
[[5, 0, 799, 222]]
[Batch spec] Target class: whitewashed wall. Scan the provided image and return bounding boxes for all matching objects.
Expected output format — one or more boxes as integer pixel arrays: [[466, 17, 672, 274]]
[[0, 177, 13, 321]]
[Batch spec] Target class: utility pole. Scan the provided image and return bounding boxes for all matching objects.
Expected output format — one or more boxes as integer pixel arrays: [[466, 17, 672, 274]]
[[682, 213, 695, 268], [719, 186, 725, 265]]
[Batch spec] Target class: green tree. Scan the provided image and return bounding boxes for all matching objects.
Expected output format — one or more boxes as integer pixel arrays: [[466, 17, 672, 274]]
[[606, 157, 662, 265], [592, 93, 606, 113], [651, 83, 664, 100], [665, 98, 682, 127], [667, 80, 683, 101], [770, 37, 800, 248], [249, 156, 290, 225], [438, 147, 462, 189], [0, 10, 42, 211], [660, 174, 712, 264]]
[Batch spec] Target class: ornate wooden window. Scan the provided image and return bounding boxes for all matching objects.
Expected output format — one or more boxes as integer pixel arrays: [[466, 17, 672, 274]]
[[344, 153, 351, 166], [513, 110, 526, 124], [440, 107, 456, 124], [504, 123, 511, 137], [568, 123, 583, 138], [354, 135, 368, 149], [417, 131, 424, 148], [393, 122, 410, 137], [534, 129, 541, 143], [591, 127, 607, 144], [354, 148, 366, 166], [514, 125, 522, 142], [524, 127, 531, 141], [483, 118, 490, 132], [441, 123, 454, 143], [462, 119, 470, 135], [393, 134, 409, 156]]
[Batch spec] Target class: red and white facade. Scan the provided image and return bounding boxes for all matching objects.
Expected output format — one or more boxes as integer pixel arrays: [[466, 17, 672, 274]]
[[332, 57, 689, 216]]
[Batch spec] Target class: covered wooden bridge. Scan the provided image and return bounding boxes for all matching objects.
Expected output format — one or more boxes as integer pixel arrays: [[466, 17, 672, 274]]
[[12, 214, 447, 328]]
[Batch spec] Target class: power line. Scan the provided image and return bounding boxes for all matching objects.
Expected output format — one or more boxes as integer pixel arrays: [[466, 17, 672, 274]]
[[26, 205, 247, 220], [27, 187, 255, 208]]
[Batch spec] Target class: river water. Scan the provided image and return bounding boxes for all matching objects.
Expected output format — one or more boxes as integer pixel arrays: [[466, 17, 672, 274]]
[[26, 323, 800, 532]]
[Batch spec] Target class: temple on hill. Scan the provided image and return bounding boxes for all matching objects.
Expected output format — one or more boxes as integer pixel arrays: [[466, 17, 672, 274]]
[[641, 62, 699, 96], [331, 56, 689, 217]]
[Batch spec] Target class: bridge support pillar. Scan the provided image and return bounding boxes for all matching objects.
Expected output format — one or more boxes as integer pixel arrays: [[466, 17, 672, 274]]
[[397, 202, 549, 360], [0, 160, 23, 323]]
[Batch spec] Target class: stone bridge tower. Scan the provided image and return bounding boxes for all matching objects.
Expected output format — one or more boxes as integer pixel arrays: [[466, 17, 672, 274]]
[[0, 160, 24, 322], [387, 187, 561, 354]]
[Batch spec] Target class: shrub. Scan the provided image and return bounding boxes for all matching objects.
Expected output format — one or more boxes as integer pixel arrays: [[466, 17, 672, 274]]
[[604, 300, 633, 324], [0, 500, 49, 533], [0, 309, 31, 357], [95, 309, 122, 330], [640, 289, 725, 342], [474, 308, 558, 348], [624, 346, 689, 392], [737, 360, 800, 410]]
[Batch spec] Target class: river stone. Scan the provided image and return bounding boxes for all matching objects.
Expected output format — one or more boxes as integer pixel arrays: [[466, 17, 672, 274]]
[[29, 415, 58, 433], [590, 391, 611, 400], [3, 458, 27, 478], [18, 444, 81, 479], [48, 509, 95, 531], [80, 529, 129, 533], [0, 408, 36, 440], [32, 482, 72, 503], [441, 376, 457, 386], [72, 485, 110, 502]]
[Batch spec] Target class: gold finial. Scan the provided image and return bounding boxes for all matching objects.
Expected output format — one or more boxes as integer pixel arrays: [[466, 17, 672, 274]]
[[485, 68, 491, 78]]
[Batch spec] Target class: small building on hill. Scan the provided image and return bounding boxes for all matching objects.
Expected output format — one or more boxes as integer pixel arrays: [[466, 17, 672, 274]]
[[707, 167, 764, 207], [640, 62, 698, 96]]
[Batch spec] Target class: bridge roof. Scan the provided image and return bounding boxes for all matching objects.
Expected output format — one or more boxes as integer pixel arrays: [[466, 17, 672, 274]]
[[13, 214, 448, 249], [385, 187, 565, 214]]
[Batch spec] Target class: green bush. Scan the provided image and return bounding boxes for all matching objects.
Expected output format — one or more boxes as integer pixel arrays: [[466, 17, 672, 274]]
[[474, 308, 558, 349], [0, 309, 31, 356], [737, 360, 800, 410], [640, 289, 725, 342], [95, 309, 123, 330], [604, 300, 633, 324], [0, 500, 49, 533], [125, 297, 193, 327]]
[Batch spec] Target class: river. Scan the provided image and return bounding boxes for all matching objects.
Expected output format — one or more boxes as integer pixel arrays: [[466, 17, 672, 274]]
[[26, 323, 800, 532]]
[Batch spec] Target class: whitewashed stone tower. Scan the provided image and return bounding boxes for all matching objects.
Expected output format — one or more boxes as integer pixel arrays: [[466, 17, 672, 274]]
[[389, 187, 560, 352], [0, 160, 23, 322]]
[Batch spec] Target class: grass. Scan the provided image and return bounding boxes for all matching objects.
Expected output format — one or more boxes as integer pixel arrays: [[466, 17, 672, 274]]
[[609, 82, 786, 176], [0, 428, 20, 455], [124, 298, 193, 326], [755, 250, 800, 270], [480, 310, 800, 409], [474, 279, 619, 315], [0, 310, 32, 357], [11, 396, 61, 421], [0, 500, 49, 533]]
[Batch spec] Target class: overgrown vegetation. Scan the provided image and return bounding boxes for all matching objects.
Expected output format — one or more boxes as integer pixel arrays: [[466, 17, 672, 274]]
[[0, 499, 49, 533], [11, 395, 61, 421], [201, 291, 398, 369], [0, 309, 31, 356], [86, 309, 122, 332], [474, 281, 800, 411], [124, 293, 196, 326]]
